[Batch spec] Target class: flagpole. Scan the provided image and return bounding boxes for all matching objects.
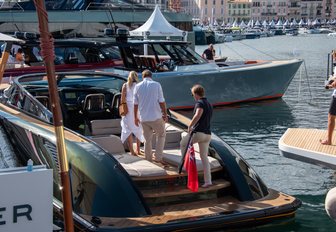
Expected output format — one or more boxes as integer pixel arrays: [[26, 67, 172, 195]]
[[178, 131, 195, 174], [0, 41, 12, 84], [33, 1, 74, 231]]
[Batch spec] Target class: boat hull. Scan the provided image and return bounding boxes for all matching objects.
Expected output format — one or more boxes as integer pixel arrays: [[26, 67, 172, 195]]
[[155, 59, 302, 109]]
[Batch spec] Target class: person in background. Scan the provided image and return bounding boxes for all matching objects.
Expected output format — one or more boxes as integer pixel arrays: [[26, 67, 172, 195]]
[[202, 44, 215, 61], [15, 48, 25, 63], [320, 79, 336, 145], [180, 84, 213, 188], [134, 70, 167, 164], [120, 71, 144, 156]]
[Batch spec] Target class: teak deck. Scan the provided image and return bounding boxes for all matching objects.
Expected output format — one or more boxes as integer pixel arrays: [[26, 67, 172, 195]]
[[80, 189, 296, 229], [279, 128, 336, 169]]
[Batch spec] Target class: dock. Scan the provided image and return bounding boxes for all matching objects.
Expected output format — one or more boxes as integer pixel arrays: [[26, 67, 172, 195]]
[[279, 128, 336, 169]]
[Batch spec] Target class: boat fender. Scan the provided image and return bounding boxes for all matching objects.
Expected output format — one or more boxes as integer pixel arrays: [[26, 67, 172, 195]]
[[325, 187, 336, 221]]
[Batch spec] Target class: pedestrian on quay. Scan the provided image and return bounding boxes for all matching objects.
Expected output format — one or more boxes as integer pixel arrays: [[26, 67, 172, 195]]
[[180, 84, 213, 188], [320, 78, 336, 145], [120, 71, 144, 156], [133, 70, 168, 164]]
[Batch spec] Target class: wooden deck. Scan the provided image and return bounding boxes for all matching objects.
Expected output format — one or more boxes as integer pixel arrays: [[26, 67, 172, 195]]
[[279, 128, 336, 169], [80, 189, 297, 229]]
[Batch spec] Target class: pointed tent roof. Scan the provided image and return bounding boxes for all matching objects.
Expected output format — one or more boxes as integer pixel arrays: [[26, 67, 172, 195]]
[[262, 20, 268, 27], [239, 20, 247, 28], [269, 20, 275, 27], [221, 20, 226, 27], [130, 5, 185, 37], [276, 19, 283, 26], [298, 19, 305, 26], [247, 19, 254, 27], [255, 20, 261, 26], [0, 33, 24, 42], [231, 19, 238, 28], [312, 18, 320, 26], [283, 19, 289, 26]]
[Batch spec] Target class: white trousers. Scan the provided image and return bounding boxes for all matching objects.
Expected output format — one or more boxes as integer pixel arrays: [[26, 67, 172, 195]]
[[180, 132, 212, 184]]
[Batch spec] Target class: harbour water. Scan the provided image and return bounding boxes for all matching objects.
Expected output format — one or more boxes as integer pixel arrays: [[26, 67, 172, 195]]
[[194, 34, 336, 231]]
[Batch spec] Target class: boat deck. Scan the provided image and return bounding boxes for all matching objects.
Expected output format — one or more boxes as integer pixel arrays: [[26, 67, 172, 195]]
[[80, 189, 296, 229], [279, 128, 336, 169]]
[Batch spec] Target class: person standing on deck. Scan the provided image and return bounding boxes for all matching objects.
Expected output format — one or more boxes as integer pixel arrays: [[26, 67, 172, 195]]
[[202, 44, 215, 61], [180, 84, 213, 188], [320, 79, 336, 145], [120, 71, 144, 156], [134, 70, 168, 164]]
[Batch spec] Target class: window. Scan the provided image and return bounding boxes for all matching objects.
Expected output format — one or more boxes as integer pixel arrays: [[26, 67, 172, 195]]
[[213, 0, 215, 5], [205, 0, 207, 5]]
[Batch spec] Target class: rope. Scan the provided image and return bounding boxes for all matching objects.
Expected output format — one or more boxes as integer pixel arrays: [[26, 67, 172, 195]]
[[220, 42, 246, 60], [237, 40, 280, 59]]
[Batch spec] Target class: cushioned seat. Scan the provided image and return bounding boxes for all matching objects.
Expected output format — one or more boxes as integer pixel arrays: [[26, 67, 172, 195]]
[[162, 146, 221, 171], [91, 118, 122, 135], [113, 154, 167, 177], [90, 135, 167, 177]]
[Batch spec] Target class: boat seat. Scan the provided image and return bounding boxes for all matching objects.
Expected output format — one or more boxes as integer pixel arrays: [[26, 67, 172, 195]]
[[162, 147, 221, 172], [91, 118, 122, 135], [90, 135, 167, 177]]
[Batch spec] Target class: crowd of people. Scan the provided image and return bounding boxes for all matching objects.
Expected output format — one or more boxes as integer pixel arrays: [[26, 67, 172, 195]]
[[120, 69, 213, 187]]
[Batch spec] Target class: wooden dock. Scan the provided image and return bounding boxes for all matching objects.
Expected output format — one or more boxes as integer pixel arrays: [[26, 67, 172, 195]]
[[279, 128, 336, 169]]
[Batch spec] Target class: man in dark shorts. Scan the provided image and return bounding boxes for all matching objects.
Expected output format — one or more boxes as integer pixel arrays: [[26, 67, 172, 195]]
[[180, 84, 213, 187], [320, 79, 336, 145], [202, 44, 215, 60]]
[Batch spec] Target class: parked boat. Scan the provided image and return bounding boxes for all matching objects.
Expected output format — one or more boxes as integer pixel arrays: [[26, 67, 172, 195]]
[[285, 28, 299, 36], [0, 71, 301, 231], [3, 34, 303, 109]]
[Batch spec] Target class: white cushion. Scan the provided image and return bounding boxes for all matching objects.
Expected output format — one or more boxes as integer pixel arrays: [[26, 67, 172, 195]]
[[162, 148, 221, 171], [91, 135, 125, 154], [114, 154, 167, 177], [91, 119, 121, 135]]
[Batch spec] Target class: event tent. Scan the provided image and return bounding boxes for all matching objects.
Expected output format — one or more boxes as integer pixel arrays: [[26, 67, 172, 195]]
[[130, 5, 186, 39]]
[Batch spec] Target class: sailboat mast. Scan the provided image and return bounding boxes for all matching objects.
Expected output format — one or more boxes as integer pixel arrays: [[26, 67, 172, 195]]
[[33, 0, 74, 231]]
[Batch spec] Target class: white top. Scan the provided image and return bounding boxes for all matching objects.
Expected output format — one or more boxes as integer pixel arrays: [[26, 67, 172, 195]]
[[134, 78, 165, 122], [125, 83, 135, 102], [333, 89, 336, 97]]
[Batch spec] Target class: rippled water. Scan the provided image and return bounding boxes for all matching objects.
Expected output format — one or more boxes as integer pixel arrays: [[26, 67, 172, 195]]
[[194, 34, 336, 231]]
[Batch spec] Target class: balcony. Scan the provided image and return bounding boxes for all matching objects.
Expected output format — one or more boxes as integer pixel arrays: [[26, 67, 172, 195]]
[[231, 13, 250, 16], [301, 13, 308, 16], [289, 5, 300, 8], [267, 4, 272, 7], [261, 12, 277, 16], [317, 5, 323, 9]]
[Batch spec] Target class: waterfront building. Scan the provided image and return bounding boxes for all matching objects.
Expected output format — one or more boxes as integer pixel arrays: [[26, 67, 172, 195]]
[[226, 0, 251, 23], [181, 0, 227, 25], [251, 0, 288, 21]]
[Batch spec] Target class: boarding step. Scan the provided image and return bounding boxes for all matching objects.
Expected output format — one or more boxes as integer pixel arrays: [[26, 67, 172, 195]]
[[142, 179, 231, 198], [133, 167, 225, 189], [141, 179, 231, 207]]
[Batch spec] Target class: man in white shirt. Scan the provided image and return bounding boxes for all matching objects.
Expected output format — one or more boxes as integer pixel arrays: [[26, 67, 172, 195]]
[[134, 70, 167, 163]]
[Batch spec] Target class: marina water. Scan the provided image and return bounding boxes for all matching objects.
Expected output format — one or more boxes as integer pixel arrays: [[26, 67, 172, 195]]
[[194, 34, 336, 231]]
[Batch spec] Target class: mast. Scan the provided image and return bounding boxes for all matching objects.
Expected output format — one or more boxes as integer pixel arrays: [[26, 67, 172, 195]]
[[33, 1, 74, 231]]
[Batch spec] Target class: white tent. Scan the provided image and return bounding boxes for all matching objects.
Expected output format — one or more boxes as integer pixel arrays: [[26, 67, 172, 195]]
[[130, 5, 186, 39], [312, 19, 320, 26], [307, 19, 312, 26], [298, 19, 305, 26], [255, 20, 261, 27], [283, 19, 289, 26], [269, 20, 275, 27], [221, 20, 226, 27], [247, 19, 254, 28], [262, 20, 268, 27], [276, 19, 283, 27], [239, 20, 247, 28], [0, 33, 24, 42], [231, 19, 239, 28]]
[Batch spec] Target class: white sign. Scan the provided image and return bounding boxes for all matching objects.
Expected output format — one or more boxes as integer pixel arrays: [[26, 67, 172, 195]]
[[0, 166, 53, 232]]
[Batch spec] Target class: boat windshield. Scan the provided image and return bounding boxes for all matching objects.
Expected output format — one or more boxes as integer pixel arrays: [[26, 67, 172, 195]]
[[123, 42, 207, 72]]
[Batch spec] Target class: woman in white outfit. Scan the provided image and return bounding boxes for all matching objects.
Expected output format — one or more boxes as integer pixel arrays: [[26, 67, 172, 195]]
[[120, 71, 144, 155]]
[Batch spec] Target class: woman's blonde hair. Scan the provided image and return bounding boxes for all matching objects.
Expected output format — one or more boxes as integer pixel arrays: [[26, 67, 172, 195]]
[[127, 71, 139, 87]]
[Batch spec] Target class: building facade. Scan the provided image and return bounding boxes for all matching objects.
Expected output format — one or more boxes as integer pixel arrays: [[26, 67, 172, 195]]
[[226, 0, 251, 23], [180, 0, 335, 24]]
